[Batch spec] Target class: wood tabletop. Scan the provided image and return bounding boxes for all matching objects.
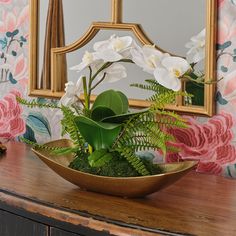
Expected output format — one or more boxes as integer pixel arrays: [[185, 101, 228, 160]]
[[0, 141, 236, 236]]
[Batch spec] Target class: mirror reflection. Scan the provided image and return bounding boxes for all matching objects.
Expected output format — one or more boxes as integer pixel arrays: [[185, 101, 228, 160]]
[[31, 0, 217, 116], [38, 0, 206, 105]]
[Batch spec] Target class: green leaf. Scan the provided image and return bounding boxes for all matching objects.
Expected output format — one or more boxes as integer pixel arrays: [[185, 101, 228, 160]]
[[75, 116, 121, 150], [51, 146, 80, 155], [12, 50, 17, 56], [6, 32, 12, 37], [23, 125, 36, 143], [92, 90, 128, 116], [102, 108, 149, 123], [116, 91, 129, 113], [88, 149, 113, 167], [221, 66, 228, 72], [8, 72, 17, 84], [26, 112, 51, 136], [91, 106, 116, 121], [12, 29, 19, 36], [217, 41, 232, 50]]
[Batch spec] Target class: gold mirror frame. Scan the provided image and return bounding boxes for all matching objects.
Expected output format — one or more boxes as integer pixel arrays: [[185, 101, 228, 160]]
[[29, 0, 217, 116]]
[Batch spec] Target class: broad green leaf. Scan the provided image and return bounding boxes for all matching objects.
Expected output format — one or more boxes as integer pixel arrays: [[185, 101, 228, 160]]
[[92, 90, 127, 116], [91, 106, 116, 121], [116, 91, 129, 113], [75, 116, 121, 150], [88, 149, 113, 167], [102, 108, 149, 123]]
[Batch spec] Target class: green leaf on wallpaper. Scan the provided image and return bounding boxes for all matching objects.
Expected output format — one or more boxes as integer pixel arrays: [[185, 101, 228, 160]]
[[12, 50, 17, 56], [8, 73, 17, 84], [6, 32, 12, 38], [20, 36, 27, 42], [221, 66, 228, 73], [23, 125, 37, 143], [6, 29, 19, 38], [26, 112, 52, 137], [233, 56, 236, 62], [216, 91, 228, 105], [216, 41, 232, 50], [12, 29, 19, 36], [0, 37, 7, 50]]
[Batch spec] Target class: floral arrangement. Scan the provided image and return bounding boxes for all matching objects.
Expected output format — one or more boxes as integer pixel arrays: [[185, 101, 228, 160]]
[[19, 33, 207, 177]]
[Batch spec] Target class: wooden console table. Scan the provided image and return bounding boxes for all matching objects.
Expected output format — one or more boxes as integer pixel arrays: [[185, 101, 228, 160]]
[[0, 142, 236, 236]]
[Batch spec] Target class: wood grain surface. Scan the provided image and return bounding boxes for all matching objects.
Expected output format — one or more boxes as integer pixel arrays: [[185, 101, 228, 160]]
[[0, 142, 236, 236]]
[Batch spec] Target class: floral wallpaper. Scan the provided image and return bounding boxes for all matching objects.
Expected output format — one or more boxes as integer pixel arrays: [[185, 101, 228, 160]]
[[0, 0, 236, 178]]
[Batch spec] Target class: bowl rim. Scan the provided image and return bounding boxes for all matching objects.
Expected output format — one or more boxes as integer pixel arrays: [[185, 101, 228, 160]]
[[32, 139, 198, 180]]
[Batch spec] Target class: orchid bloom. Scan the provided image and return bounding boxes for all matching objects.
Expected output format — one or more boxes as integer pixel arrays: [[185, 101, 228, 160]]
[[60, 76, 83, 106], [97, 63, 127, 83], [70, 51, 101, 72], [185, 29, 206, 63], [93, 35, 134, 62], [131, 45, 188, 91], [154, 57, 191, 91], [131, 45, 170, 74]]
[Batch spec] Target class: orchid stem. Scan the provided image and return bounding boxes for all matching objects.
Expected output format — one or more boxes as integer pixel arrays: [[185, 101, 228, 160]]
[[90, 73, 107, 91], [82, 76, 89, 109]]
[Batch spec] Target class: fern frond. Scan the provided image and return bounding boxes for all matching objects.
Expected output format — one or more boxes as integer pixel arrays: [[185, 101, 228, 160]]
[[148, 91, 177, 108], [115, 147, 150, 176], [155, 110, 187, 128], [20, 137, 64, 151], [60, 106, 85, 148], [130, 79, 170, 94], [20, 137, 82, 155], [17, 97, 60, 109]]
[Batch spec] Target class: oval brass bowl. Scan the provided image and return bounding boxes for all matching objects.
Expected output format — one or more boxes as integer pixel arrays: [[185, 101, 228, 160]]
[[32, 139, 197, 197]]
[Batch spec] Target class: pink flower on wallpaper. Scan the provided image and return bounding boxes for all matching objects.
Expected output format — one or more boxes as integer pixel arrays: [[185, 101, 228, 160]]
[[0, 5, 29, 33], [0, 90, 25, 139], [218, 0, 226, 8], [0, 0, 12, 4], [11, 53, 28, 88], [166, 113, 236, 175], [218, 70, 236, 106]]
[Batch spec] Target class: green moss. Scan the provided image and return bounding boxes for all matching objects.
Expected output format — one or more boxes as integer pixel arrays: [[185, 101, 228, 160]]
[[69, 152, 164, 177]]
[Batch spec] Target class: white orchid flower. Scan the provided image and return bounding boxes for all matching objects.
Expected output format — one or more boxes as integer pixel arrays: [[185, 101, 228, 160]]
[[154, 57, 191, 91], [70, 51, 101, 72], [60, 76, 84, 106], [93, 35, 134, 62], [185, 29, 206, 63], [97, 63, 127, 83], [131, 45, 170, 74]]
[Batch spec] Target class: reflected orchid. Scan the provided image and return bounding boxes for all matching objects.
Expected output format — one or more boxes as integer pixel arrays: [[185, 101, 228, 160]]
[[70, 51, 101, 72], [131, 45, 170, 74], [94, 35, 134, 62], [154, 57, 191, 91], [185, 29, 206, 63], [131, 45, 190, 91]]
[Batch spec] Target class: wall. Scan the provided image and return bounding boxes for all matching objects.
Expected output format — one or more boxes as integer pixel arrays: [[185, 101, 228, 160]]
[[0, 0, 236, 178]]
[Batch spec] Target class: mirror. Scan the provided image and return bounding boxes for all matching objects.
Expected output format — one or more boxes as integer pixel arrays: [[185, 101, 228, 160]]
[[29, 0, 217, 116]]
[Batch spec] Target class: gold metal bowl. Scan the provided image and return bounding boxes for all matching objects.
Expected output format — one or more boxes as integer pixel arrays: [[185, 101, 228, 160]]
[[32, 139, 197, 197]]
